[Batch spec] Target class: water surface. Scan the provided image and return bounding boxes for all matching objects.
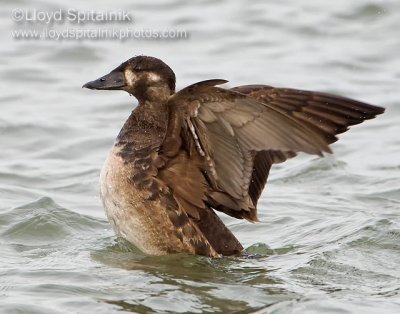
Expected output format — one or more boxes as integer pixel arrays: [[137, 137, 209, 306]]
[[1, 0, 399, 313]]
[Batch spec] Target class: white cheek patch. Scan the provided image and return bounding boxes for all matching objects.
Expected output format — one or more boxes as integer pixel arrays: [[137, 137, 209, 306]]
[[124, 69, 137, 87], [124, 70, 161, 87], [147, 72, 161, 83]]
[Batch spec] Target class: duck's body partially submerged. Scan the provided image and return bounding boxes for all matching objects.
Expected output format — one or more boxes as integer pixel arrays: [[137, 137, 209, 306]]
[[83, 56, 384, 257]]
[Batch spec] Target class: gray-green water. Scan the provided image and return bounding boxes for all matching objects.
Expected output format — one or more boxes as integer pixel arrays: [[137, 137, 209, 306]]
[[1, 0, 399, 313]]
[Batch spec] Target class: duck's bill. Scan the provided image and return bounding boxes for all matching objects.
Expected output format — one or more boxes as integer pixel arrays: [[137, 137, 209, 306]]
[[82, 70, 126, 90]]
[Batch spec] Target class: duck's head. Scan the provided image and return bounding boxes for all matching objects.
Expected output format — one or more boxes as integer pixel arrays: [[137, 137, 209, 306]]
[[82, 56, 176, 101]]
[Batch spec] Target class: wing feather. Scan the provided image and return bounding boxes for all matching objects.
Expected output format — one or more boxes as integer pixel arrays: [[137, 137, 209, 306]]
[[232, 84, 384, 208], [164, 81, 384, 221]]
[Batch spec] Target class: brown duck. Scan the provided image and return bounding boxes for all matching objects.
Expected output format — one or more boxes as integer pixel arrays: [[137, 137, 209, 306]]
[[83, 56, 384, 257]]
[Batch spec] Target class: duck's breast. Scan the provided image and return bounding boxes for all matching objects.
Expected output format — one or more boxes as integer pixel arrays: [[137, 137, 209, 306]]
[[99, 145, 195, 255]]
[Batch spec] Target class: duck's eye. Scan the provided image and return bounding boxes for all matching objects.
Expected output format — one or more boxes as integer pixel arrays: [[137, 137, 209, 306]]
[[134, 66, 144, 72], [100, 77, 106, 82]]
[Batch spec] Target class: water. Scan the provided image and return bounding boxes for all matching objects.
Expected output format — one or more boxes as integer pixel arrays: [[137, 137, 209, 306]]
[[1, 0, 399, 313]]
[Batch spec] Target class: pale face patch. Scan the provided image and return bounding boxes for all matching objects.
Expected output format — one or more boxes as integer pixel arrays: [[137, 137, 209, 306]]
[[124, 69, 162, 88], [147, 72, 162, 83], [124, 68, 137, 88]]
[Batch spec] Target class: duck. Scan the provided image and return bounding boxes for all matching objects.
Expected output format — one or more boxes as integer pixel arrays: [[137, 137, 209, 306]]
[[83, 55, 384, 257]]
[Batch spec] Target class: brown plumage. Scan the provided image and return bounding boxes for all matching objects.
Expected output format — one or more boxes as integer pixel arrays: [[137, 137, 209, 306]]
[[83, 56, 384, 257]]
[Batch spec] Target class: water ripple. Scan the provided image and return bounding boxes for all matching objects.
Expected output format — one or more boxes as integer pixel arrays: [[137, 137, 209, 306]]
[[1, 0, 399, 313], [0, 197, 106, 245]]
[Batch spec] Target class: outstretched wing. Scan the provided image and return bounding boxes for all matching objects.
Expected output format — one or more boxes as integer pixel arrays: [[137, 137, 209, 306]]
[[231, 84, 385, 209], [164, 80, 384, 221]]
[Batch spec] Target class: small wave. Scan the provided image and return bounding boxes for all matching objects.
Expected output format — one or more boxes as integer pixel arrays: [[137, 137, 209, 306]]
[[289, 217, 400, 297], [245, 243, 300, 257], [336, 3, 388, 21], [0, 197, 107, 245], [275, 156, 348, 180]]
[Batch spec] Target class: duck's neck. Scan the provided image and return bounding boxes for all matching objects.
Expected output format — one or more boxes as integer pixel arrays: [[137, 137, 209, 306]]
[[136, 85, 172, 104], [133, 99, 169, 128], [116, 88, 172, 144]]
